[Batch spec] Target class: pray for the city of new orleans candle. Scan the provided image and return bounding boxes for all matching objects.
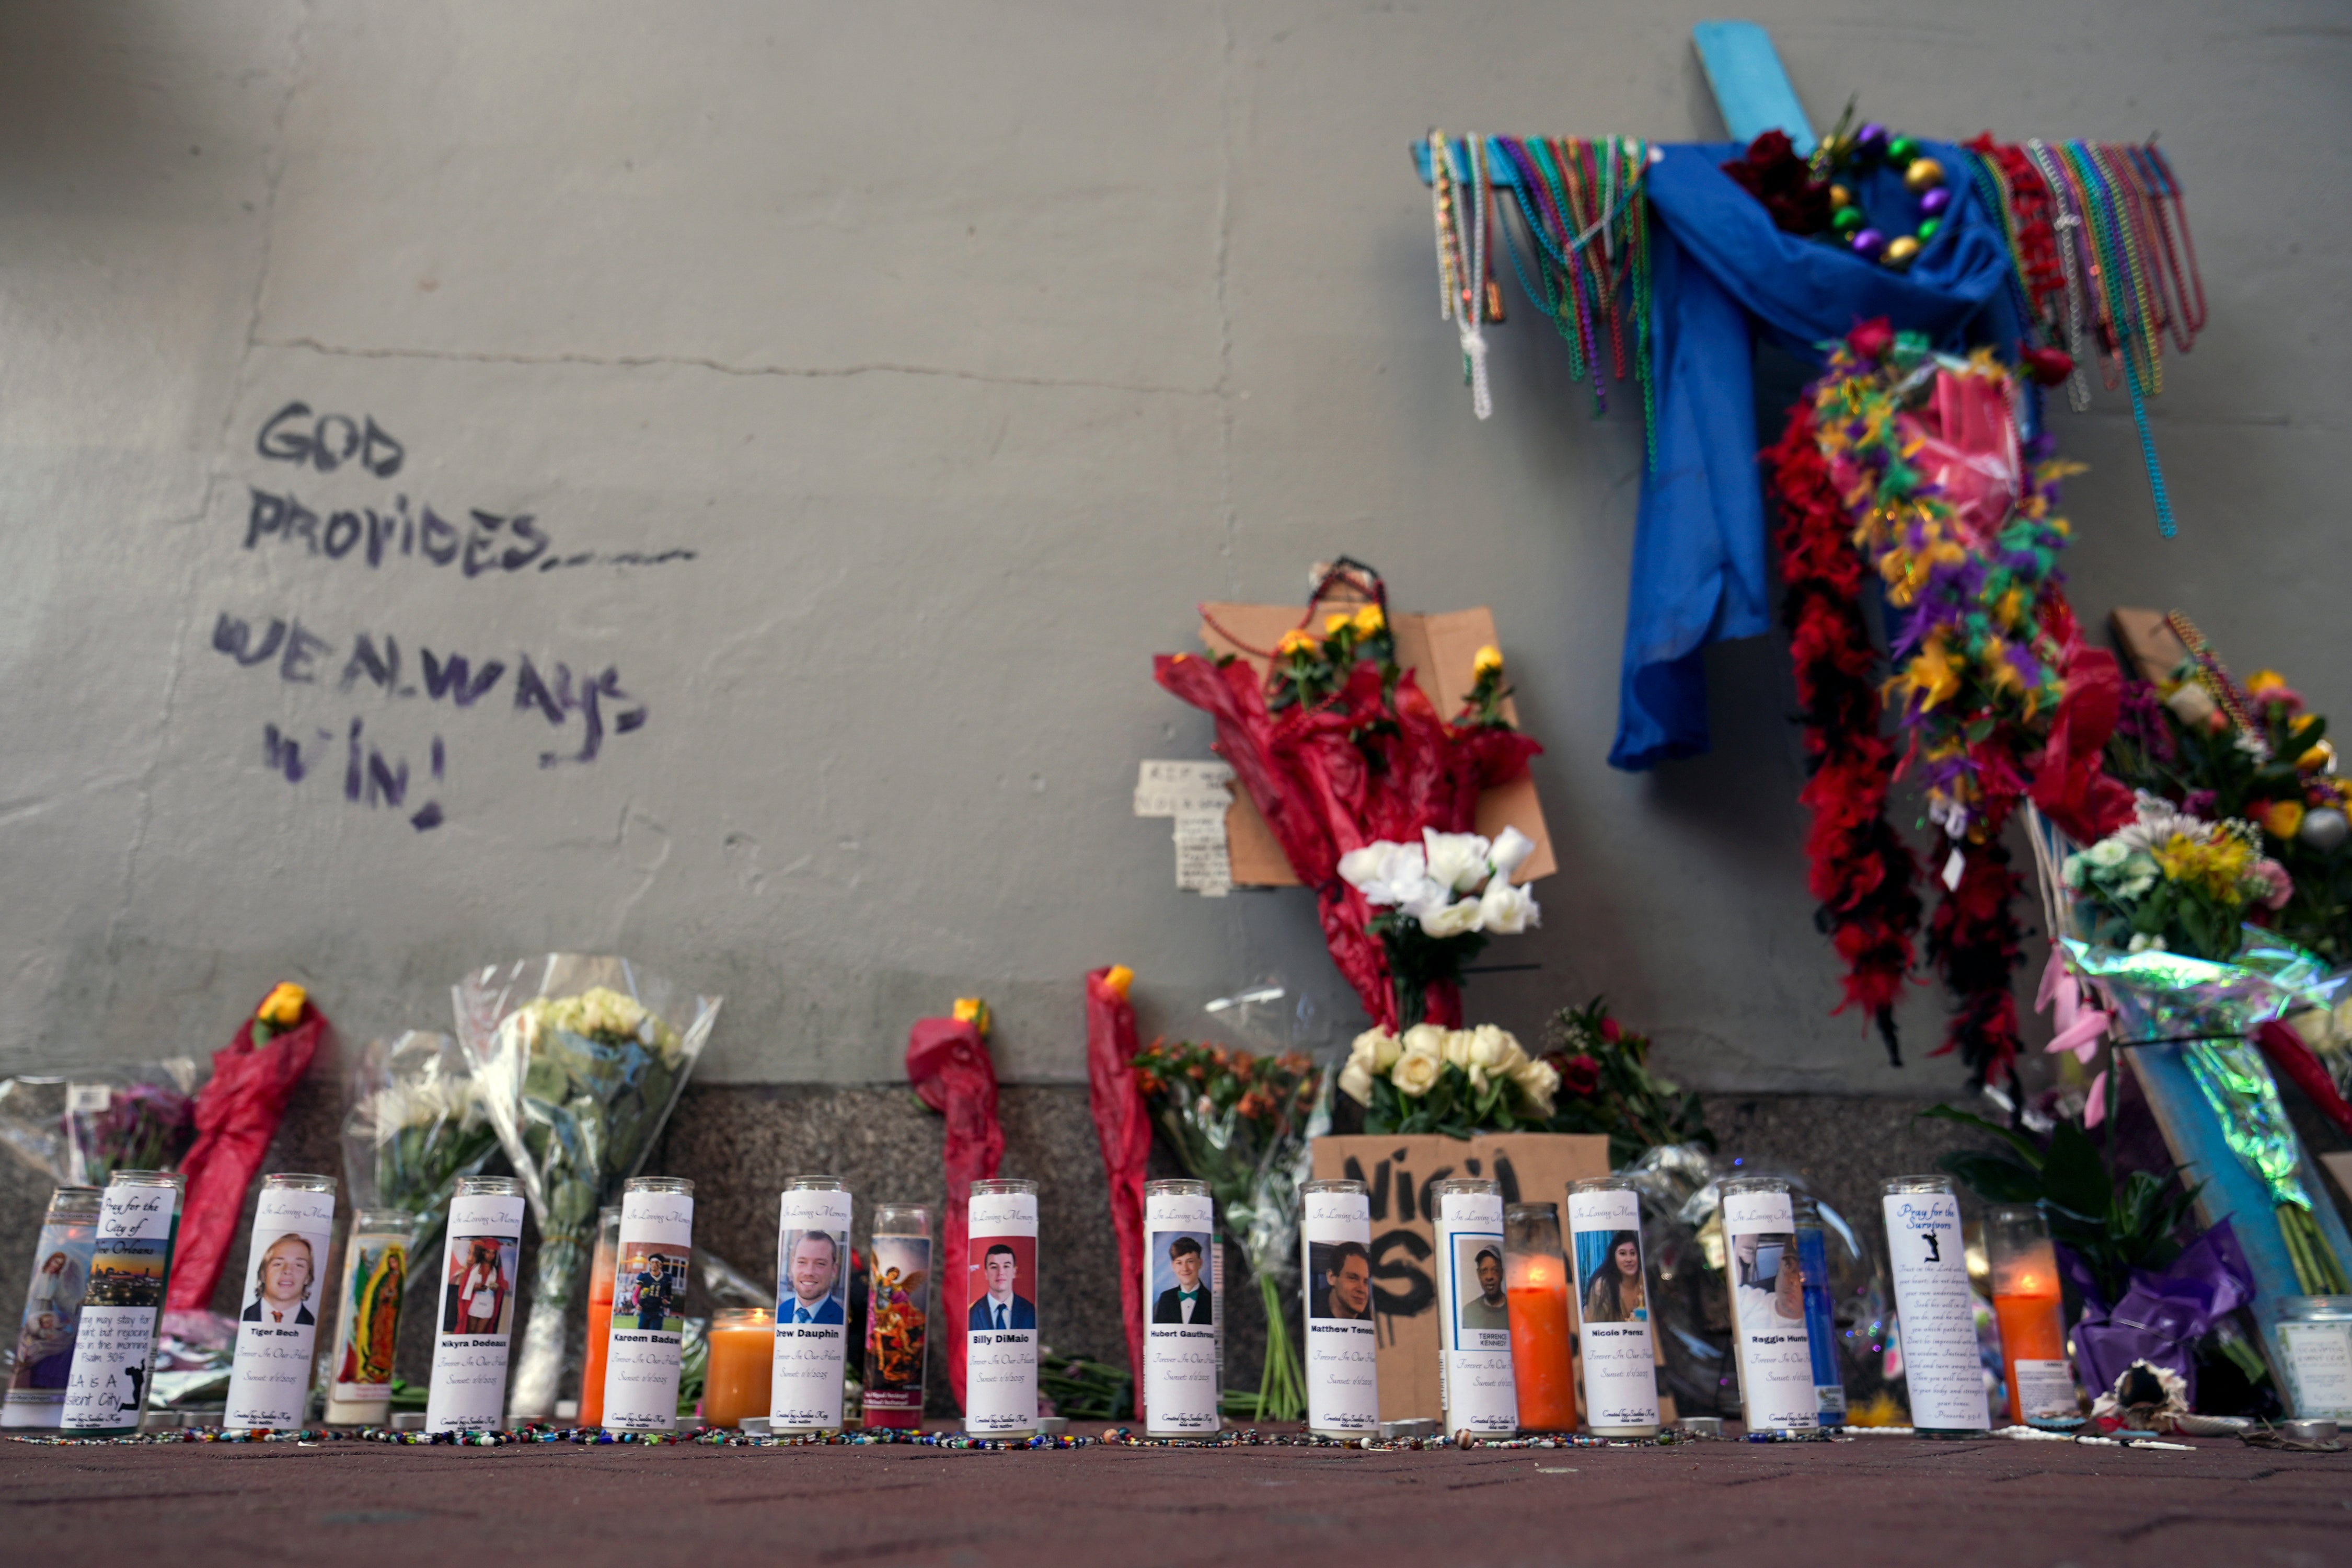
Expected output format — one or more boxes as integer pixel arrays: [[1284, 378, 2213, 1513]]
[[771, 1177, 852, 1433], [1301, 1179, 1377, 1438], [223, 1173, 338, 1429], [61, 1170, 184, 1435], [1142, 1179, 1217, 1435]]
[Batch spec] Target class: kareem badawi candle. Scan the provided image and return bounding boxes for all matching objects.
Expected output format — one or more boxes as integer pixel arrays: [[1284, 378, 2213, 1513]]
[[963, 1179, 1039, 1438], [771, 1176, 852, 1434], [1567, 1176, 1661, 1437], [61, 1169, 184, 1435], [603, 1177, 695, 1433], [223, 1173, 339, 1429], [1435, 1179, 1517, 1436], [425, 1175, 526, 1434], [1719, 1176, 1818, 1433], [1300, 1179, 1377, 1439], [3, 1185, 102, 1431], [1882, 1175, 1990, 1435], [1143, 1179, 1217, 1436]]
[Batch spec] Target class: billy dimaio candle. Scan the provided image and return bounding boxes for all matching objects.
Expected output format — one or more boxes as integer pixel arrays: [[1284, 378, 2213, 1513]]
[[3, 1185, 101, 1431], [61, 1169, 184, 1436], [603, 1177, 695, 1433], [1301, 1178, 1377, 1439], [1719, 1175, 1818, 1433], [1143, 1179, 1217, 1436], [1435, 1179, 1517, 1436], [324, 1208, 413, 1426], [963, 1178, 1039, 1438], [425, 1175, 525, 1434], [1567, 1176, 1661, 1437], [771, 1176, 851, 1434], [1882, 1174, 1991, 1436], [223, 1173, 338, 1429]]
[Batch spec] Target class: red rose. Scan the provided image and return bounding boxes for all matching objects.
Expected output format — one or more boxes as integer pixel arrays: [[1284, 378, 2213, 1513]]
[[1559, 1054, 1602, 1098], [1847, 317, 1894, 362], [2020, 345, 2074, 387], [1599, 1015, 1621, 1044]]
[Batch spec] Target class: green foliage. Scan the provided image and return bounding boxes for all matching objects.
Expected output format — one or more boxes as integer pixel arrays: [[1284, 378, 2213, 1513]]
[[1542, 997, 1716, 1168]]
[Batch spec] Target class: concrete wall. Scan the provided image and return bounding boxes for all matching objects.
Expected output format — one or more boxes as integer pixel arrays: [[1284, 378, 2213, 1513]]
[[3, 2, 2346, 1096]]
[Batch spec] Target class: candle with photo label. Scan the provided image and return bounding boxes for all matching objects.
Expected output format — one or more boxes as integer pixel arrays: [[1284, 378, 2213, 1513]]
[[963, 1179, 1039, 1438], [223, 1173, 339, 1429], [61, 1170, 184, 1435], [603, 1177, 695, 1433], [1143, 1179, 1218, 1435], [1882, 1175, 1990, 1435], [1566, 1179, 1660, 1437], [1436, 1179, 1517, 1436], [3, 1186, 102, 1430], [1720, 1176, 1818, 1433], [425, 1175, 526, 1434], [1300, 1179, 1378, 1438], [771, 1177, 852, 1433]]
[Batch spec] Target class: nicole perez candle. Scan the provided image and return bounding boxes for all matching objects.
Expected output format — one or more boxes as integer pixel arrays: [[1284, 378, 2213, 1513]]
[[1436, 1179, 1516, 1436], [1143, 1179, 1218, 1436], [963, 1179, 1039, 1438], [224, 1173, 338, 1430], [771, 1177, 852, 1434], [425, 1175, 525, 1435], [1986, 1203, 2074, 1424], [1301, 1179, 1377, 1438], [1882, 1175, 1989, 1436], [603, 1177, 695, 1434], [1566, 1178, 1659, 1437]]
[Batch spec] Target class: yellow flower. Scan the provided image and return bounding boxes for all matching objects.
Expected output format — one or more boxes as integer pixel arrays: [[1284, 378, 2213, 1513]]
[[257, 982, 307, 1027], [1324, 612, 1353, 636], [1351, 604, 1385, 638], [2152, 832, 2252, 903], [1899, 638, 1962, 711], [1102, 965, 1134, 1001], [2298, 739, 2336, 774], [2263, 801, 2305, 841], [2246, 669, 2293, 701], [1472, 644, 1504, 678], [952, 997, 991, 1037], [1275, 628, 1318, 658]]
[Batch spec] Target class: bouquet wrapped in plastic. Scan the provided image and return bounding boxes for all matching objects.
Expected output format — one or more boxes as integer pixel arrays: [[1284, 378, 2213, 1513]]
[[455, 957, 719, 1418], [340, 1031, 503, 1278], [0, 1060, 199, 1186]]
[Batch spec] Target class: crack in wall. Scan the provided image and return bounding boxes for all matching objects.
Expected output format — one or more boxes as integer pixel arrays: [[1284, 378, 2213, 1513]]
[[1213, 0, 1240, 598]]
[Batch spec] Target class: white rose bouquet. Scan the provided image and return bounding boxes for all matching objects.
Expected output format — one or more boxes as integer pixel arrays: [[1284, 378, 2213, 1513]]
[[1338, 826, 1540, 1028], [1335, 1021, 1557, 1137]]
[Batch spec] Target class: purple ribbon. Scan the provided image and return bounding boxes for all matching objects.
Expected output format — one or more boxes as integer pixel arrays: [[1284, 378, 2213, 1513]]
[[2056, 1220, 2254, 1406]]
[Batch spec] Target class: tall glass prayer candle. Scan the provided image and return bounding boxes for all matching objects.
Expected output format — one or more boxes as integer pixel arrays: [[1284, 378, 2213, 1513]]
[[224, 1172, 339, 1429], [1986, 1204, 2075, 1423], [325, 1208, 412, 1426], [576, 1205, 621, 1428], [603, 1177, 695, 1433], [1882, 1175, 1990, 1435], [1143, 1179, 1218, 1435], [772, 1176, 852, 1433], [862, 1203, 931, 1429], [1434, 1179, 1515, 1435], [426, 1175, 525, 1434], [1719, 1175, 1817, 1433], [1792, 1196, 1847, 1425], [963, 1178, 1039, 1438], [3, 1185, 101, 1430], [1300, 1178, 1377, 1439], [1502, 1202, 1577, 1433], [2277, 1296, 2352, 1420], [62, 1169, 185, 1435], [704, 1307, 775, 1428], [1566, 1179, 1661, 1437]]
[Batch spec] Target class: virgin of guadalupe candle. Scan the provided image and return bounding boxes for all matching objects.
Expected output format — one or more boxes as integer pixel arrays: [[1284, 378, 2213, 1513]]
[[1882, 1175, 1990, 1435], [771, 1176, 852, 1433], [1719, 1175, 1817, 1433], [324, 1208, 412, 1426], [1143, 1179, 1217, 1435], [603, 1177, 695, 1433], [1300, 1178, 1377, 1438], [62, 1169, 184, 1435], [425, 1175, 525, 1434], [862, 1204, 931, 1430], [963, 1178, 1039, 1437], [1567, 1177, 1661, 1437], [1435, 1179, 1516, 1435], [224, 1173, 338, 1429], [3, 1185, 101, 1429]]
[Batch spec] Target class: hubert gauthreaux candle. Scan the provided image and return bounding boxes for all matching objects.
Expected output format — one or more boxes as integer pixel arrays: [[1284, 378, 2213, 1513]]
[[1143, 1179, 1218, 1436]]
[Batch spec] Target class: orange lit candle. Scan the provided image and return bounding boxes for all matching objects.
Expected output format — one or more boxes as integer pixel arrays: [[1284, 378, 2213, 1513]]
[[704, 1307, 776, 1428], [576, 1205, 621, 1428], [1986, 1204, 2077, 1424], [1503, 1205, 1578, 1433]]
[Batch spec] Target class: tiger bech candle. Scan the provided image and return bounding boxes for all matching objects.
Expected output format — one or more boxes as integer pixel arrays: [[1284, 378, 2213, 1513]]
[[602, 1177, 695, 1433], [324, 1208, 413, 1426], [60, 1170, 185, 1435], [962, 1179, 1040, 1438], [1435, 1179, 1518, 1436], [1719, 1176, 1818, 1433], [1882, 1175, 1991, 1435], [770, 1177, 852, 1434], [223, 1173, 339, 1429], [425, 1175, 526, 1434], [2, 1185, 103, 1430], [1300, 1179, 1378, 1439], [1142, 1179, 1218, 1436]]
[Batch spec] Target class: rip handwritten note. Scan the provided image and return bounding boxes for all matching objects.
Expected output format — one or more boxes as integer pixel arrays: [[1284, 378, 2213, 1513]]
[[1136, 762, 1235, 897]]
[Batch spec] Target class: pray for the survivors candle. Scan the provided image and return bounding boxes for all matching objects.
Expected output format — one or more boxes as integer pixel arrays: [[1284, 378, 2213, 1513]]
[[1882, 1174, 1990, 1435], [223, 1173, 338, 1429]]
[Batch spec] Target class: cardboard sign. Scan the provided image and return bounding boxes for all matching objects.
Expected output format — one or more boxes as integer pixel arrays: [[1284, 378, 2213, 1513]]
[[1309, 1133, 1609, 1422], [1194, 602, 1556, 889]]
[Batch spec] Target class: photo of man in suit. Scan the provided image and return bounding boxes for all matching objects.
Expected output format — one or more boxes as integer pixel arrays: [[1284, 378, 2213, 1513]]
[[967, 1241, 1037, 1332], [1312, 1240, 1373, 1320], [1150, 1235, 1212, 1325], [782, 1230, 846, 1325], [240, 1233, 316, 1327]]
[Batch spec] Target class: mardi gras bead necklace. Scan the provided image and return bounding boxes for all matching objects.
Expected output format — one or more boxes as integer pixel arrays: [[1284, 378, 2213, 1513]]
[[1429, 129, 1501, 420]]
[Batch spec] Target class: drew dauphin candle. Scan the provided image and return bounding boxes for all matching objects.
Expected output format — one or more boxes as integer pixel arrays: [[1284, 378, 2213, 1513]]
[[1882, 1174, 1989, 1435], [771, 1175, 852, 1434], [963, 1178, 1040, 1438], [3, 1185, 102, 1430], [1143, 1178, 1218, 1435], [324, 1207, 413, 1427], [425, 1174, 525, 1434], [224, 1172, 339, 1429], [1719, 1175, 1818, 1433], [861, 1203, 931, 1430], [603, 1176, 695, 1433], [1300, 1178, 1377, 1438], [1567, 1177, 1661, 1437], [1435, 1178, 1517, 1436], [61, 1169, 185, 1435]]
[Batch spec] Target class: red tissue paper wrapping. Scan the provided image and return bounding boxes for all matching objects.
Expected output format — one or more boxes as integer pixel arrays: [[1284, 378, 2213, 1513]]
[[905, 1011, 1004, 1413], [1084, 968, 1149, 1392], [166, 995, 328, 1311]]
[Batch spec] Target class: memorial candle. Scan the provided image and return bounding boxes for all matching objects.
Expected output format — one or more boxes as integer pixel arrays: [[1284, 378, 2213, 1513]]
[[1502, 1202, 1577, 1433], [1986, 1204, 2075, 1424], [704, 1307, 774, 1428], [575, 1205, 620, 1429]]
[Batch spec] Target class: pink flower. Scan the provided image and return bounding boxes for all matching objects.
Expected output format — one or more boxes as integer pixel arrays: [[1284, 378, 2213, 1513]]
[[2254, 858, 2295, 910]]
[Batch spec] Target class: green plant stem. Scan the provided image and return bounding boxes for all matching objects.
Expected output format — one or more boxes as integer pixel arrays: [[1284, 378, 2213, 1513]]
[[1255, 1271, 1304, 1424]]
